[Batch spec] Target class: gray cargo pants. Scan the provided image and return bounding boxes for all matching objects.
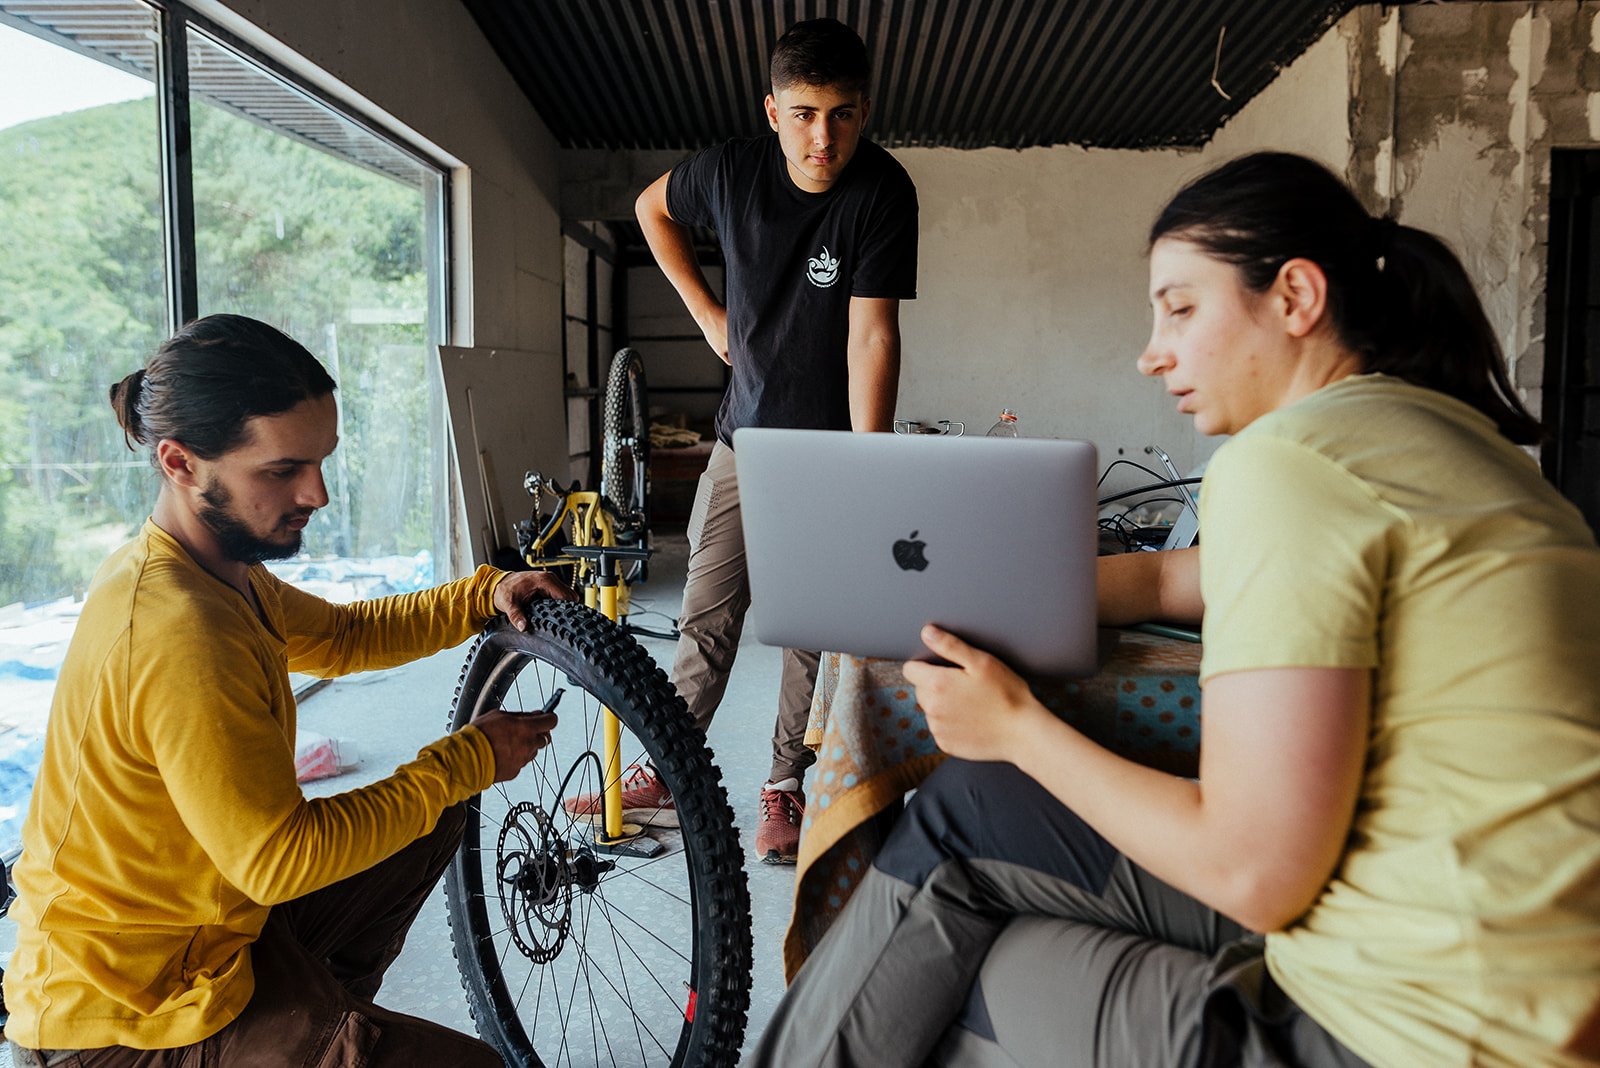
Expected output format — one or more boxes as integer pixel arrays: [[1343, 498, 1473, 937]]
[[752, 759, 1371, 1068], [671, 439, 819, 783]]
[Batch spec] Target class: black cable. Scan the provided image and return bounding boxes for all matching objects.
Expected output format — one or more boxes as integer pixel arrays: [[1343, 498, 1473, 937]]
[[620, 595, 677, 627], [1098, 512, 1153, 552], [622, 623, 680, 641], [1103, 496, 1188, 520], [618, 594, 681, 640], [1098, 495, 1192, 552], [1097, 458, 1169, 488], [1096, 478, 1202, 508], [1097, 518, 1136, 552]]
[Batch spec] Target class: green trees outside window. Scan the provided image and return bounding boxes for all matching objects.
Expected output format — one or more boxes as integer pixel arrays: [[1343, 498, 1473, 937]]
[[0, 6, 449, 850]]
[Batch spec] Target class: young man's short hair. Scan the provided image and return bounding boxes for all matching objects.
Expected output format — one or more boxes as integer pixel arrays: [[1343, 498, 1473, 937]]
[[770, 17, 870, 96]]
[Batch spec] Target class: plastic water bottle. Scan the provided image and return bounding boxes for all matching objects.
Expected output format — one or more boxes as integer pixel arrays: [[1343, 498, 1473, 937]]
[[986, 408, 1020, 437]]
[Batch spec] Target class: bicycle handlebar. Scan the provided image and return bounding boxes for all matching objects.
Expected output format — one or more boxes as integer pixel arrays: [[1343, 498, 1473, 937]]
[[563, 544, 652, 562]]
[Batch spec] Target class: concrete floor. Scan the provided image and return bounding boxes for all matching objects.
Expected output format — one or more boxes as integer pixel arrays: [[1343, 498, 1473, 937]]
[[300, 527, 796, 1061], [0, 528, 797, 1063]]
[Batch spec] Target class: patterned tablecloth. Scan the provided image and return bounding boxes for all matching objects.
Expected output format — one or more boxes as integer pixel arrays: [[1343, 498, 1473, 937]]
[[784, 628, 1203, 980]]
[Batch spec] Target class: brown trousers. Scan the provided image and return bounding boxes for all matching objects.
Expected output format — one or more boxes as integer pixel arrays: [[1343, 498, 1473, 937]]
[[20, 804, 499, 1068], [671, 440, 820, 784]]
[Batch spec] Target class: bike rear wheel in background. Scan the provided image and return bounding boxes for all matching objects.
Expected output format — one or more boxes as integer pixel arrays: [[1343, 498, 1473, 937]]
[[602, 348, 651, 583], [444, 604, 751, 1067]]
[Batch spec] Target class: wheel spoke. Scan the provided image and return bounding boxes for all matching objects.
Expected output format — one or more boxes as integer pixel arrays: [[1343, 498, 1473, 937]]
[[583, 889, 694, 968], [557, 889, 677, 1060], [573, 893, 675, 1060], [583, 889, 690, 1027], [443, 611, 749, 1065], [602, 884, 648, 1064], [594, 854, 695, 909]]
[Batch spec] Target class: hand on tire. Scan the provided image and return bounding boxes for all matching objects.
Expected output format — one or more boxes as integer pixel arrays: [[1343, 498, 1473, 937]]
[[472, 709, 558, 782], [492, 570, 578, 632]]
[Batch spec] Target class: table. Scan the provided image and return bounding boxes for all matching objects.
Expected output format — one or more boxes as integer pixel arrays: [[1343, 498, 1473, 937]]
[[649, 440, 714, 523], [784, 628, 1203, 980]]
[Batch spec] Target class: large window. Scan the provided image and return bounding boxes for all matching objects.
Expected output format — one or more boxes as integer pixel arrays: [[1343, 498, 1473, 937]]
[[185, 27, 450, 587], [0, 1, 449, 852]]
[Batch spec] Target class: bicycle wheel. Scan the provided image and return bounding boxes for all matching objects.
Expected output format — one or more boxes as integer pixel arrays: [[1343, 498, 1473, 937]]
[[602, 349, 650, 577], [444, 603, 751, 1067]]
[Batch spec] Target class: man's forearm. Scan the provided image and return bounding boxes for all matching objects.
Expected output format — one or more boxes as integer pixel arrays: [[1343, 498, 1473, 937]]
[[848, 345, 899, 431], [643, 217, 720, 323], [847, 298, 902, 432], [636, 173, 727, 361]]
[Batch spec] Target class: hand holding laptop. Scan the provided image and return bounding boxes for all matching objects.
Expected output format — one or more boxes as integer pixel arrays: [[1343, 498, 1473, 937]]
[[902, 623, 1056, 763]]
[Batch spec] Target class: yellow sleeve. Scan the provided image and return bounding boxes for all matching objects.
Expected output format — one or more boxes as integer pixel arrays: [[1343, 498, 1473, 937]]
[[1198, 434, 1393, 683], [130, 601, 495, 905], [275, 564, 506, 678]]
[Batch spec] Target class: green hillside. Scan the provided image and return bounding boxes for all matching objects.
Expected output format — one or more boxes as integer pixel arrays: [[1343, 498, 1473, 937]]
[[0, 98, 437, 605]]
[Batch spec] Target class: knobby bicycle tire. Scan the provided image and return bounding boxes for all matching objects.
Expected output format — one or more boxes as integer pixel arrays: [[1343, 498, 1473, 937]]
[[444, 603, 751, 1067], [602, 349, 650, 570]]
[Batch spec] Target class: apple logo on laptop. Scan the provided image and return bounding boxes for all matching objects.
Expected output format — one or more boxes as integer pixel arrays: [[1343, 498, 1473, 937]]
[[893, 531, 929, 572]]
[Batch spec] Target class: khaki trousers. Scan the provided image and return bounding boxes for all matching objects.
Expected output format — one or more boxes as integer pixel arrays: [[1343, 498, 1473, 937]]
[[670, 439, 819, 784], [19, 804, 500, 1068]]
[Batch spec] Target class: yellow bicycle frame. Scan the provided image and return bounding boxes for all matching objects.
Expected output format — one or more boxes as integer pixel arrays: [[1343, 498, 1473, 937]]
[[523, 489, 634, 842], [523, 490, 634, 621]]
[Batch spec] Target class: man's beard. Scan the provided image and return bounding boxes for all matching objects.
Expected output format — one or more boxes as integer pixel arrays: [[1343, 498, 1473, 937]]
[[198, 478, 306, 565]]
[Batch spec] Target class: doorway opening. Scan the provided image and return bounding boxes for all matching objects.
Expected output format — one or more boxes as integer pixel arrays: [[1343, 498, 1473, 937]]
[[1544, 149, 1600, 535]]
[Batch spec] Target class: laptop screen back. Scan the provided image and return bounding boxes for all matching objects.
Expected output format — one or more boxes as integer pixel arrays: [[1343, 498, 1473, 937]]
[[732, 427, 1099, 678]]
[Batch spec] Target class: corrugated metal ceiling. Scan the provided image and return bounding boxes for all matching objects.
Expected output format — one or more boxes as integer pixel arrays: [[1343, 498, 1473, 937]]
[[462, 0, 1363, 151]]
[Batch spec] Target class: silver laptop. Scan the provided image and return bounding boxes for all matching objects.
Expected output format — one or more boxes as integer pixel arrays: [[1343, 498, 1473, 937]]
[[733, 427, 1099, 678]]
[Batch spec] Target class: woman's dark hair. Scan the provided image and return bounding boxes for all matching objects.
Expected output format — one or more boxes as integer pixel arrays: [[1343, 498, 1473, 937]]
[[109, 314, 336, 459], [1149, 152, 1543, 445], [770, 18, 870, 96]]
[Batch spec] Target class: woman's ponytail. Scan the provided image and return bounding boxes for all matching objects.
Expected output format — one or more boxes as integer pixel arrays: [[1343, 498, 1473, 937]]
[[1370, 224, 1543, 445], [1151, 152, 1544, 445]]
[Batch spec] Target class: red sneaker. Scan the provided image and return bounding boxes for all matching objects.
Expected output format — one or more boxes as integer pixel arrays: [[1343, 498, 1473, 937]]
[[562, 764, 678, 828], [755, 781, 805, 865]]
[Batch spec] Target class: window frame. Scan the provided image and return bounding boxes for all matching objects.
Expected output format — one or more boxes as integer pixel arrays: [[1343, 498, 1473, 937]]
[[150, 0, 452, 337]]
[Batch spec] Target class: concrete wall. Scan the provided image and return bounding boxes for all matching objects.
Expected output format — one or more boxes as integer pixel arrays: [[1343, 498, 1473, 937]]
[[890, 18, 1354, 475], [889, 0, 1600, 476], [1345, 0, 1600, 421]]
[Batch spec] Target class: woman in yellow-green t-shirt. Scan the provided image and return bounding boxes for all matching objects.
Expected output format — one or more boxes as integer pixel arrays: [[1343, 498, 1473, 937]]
[[754, 152, 1600, 1068]]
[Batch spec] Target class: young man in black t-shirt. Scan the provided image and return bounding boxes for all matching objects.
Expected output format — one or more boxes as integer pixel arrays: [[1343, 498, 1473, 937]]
[[565, 18, 918, 863]]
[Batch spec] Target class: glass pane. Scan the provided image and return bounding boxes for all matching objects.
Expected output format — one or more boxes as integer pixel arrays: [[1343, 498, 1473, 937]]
[[0, 2, 166, 851], [187, 28, 449, 605]]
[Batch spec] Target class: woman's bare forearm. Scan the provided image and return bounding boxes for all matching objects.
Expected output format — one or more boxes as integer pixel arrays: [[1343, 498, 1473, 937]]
[[1097, 546, 1202, 626]]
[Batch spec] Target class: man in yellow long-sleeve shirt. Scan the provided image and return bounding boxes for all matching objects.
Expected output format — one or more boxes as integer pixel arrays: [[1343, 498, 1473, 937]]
[[4, 314, 572, 1066]]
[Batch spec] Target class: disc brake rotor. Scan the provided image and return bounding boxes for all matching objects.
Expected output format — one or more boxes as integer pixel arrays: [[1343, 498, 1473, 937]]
[[496, 801, 572, 964]]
